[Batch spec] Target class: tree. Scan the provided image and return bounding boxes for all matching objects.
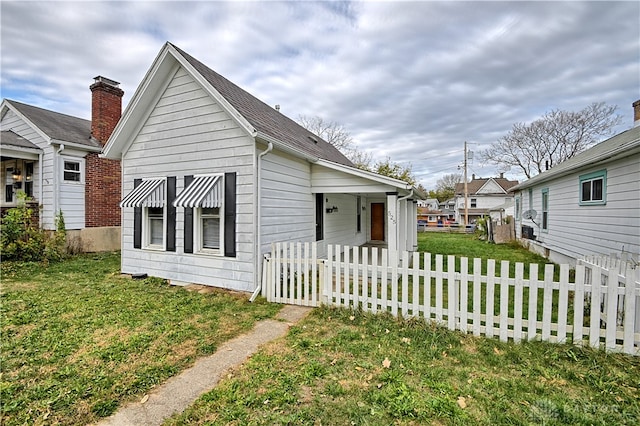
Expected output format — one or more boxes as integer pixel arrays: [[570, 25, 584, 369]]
[[373, 157, 420, 187], [298, 116, 423, 189], [298, 115, 372, 169], [480, 102, 621, 178], [429, 173, 461, 202]]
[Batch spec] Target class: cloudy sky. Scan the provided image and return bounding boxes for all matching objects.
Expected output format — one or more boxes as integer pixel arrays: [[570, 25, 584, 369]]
[[2, 1, 638, 189]]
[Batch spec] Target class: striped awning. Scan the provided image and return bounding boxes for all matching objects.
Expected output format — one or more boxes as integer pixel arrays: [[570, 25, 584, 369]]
[[173, 175, 222, 208], [120, 178, 165, 208]]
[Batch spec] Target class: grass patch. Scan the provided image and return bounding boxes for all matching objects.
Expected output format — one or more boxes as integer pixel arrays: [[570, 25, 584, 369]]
[[168, 306, 640, 425], [0, 252, 281, 425]]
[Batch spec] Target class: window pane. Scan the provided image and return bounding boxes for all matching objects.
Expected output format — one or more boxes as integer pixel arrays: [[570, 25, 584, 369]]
[[148, 207, 164, 246], [64, 171, 80, 181], [64, 161, 80, 172], [202, 217, 220, 249], [592, 179, 603, 201], [149, 217, 163, 245], [581, 181, 591, 201]]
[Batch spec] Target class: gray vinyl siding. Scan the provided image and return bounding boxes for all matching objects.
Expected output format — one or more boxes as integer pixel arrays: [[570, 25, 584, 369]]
[[120, 67, 256, 292], [260, 152, 315, 253], [1, 109, 56, 229], [517, 154, 640, 260]]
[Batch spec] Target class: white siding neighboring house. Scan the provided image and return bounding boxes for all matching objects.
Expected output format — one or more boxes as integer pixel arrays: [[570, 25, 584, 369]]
[[454, 174, 519, 224], [1, 79, 124, 251], [102, 42, 425, 293], [510, 105, 640, 266]]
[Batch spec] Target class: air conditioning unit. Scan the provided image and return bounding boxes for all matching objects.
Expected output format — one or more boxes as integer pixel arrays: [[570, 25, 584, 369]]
[[521, 225, 535, 240]]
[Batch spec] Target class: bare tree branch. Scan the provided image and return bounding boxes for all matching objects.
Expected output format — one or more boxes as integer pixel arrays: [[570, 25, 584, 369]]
[[480, 102, 621, 178]]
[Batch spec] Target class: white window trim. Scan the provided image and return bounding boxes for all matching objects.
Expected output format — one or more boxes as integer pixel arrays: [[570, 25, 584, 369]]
[[61, 156, 85, 184], [195, 206, 224, 256], [193, 173, 225, 256], [143, 206, 166, 251]]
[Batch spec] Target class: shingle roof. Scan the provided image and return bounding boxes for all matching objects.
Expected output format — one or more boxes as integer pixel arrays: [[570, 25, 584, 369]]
[[171, 44, 353, 167], [510, 126, 640, 191], [5, 100, 97, 148], [0, 130, 41, 150], [455, 177, 519, 195]]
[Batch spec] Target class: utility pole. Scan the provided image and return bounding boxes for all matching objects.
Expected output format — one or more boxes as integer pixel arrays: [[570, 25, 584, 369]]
[[463, 141, 468, 226]]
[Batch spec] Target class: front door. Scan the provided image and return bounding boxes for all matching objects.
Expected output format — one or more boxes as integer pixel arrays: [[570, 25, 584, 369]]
[[371, 202, 385, 241]]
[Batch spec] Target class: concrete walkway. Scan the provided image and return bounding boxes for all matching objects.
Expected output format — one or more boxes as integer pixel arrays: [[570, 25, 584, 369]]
[[95, 305, 312, 426]]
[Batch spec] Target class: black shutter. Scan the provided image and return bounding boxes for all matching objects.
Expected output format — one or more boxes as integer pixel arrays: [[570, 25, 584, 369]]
[[133, 179, 142, 249], [184, 175, 194, 253], [224, 172, 236, 257], [315, 193, 324, 241], [166, 176, 176, 252]]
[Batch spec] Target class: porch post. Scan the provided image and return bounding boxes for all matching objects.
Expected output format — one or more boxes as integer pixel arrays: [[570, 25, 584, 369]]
[[386, 192, 398, 253], [398, 198, 407, 251], [411, 200, 418, 251]]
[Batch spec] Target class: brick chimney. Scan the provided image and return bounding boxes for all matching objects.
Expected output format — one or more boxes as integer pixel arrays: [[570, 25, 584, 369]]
[[633, 100, 640, 128], [90, 76, 124, 145], [86, 76, 123, 228]]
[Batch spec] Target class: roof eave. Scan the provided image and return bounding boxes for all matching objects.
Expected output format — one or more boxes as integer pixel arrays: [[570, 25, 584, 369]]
[[256, 131, 319, 162]]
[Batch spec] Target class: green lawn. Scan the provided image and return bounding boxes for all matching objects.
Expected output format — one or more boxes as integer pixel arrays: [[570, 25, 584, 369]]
[[167, 234, 640, 425], [168, 306, 640, 425], [2, 237, 639, 425], [0, 253, 281, 425]]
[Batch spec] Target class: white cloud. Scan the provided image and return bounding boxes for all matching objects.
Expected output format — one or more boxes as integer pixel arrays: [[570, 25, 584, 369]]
[[1, 0, 638, 189]]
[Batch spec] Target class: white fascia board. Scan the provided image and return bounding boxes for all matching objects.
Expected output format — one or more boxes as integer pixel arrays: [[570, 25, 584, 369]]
[[256, 132, 318, 162], [1, 100, 52, 146], [477, 178, 507, 194], [0, 146, 40, 160], [102, 44, 179, 159], [50, 139, 101, 153], [314, 158, 421, 197]]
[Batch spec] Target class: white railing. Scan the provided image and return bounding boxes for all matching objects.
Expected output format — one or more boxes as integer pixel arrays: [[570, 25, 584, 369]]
[[262, 242, 640, 355]]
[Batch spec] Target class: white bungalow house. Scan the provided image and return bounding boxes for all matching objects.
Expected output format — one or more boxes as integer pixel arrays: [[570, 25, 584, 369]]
[[453, 174, 518, 224], [510, 101, 640, 266], [0, 78, 124, 251], [102, 42, 424, 293]]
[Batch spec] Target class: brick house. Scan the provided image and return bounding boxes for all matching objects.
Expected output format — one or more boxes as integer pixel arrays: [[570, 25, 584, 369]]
[[0, 77, 123, 251]]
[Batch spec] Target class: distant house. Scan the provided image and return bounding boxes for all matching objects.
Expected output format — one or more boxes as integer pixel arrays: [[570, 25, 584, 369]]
[[0, 77, 123, 251], [510, 100, 640, 265], [102, 42, 424, 293], [454, 174, 518, 224]]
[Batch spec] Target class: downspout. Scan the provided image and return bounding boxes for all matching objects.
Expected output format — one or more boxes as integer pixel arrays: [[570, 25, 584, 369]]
[[398, 189, 413, 202], [38, 151, 44, 229], [54, 144, 65, 230], [250, 141, 273, 302]]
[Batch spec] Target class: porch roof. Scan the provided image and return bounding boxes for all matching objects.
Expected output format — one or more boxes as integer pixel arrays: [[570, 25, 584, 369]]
[[1, 130, 41, 151]]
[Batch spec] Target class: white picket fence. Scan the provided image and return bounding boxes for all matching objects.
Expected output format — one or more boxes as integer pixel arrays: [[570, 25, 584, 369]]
[[262, 242, 640, 355]]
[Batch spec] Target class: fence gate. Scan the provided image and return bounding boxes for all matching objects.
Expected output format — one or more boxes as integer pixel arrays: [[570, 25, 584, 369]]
[[262, 242, 324, 307]]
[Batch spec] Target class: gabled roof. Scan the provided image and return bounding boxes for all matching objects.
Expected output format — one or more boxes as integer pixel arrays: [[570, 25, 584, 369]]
[[2, 99, 98, 149], [103, 42, 352, 166], [510, 126, 640, 191], [455, 176, 518, 195], [171, 44, 353, 166], [1, 130, 41, 151]]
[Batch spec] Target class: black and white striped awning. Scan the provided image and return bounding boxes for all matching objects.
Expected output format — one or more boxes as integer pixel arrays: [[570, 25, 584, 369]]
[[120, 178, 165, 208], [173, 175, 222, 208]]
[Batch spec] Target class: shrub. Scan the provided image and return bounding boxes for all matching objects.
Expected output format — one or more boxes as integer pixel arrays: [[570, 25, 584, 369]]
[[1, 193, 66, 262]]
